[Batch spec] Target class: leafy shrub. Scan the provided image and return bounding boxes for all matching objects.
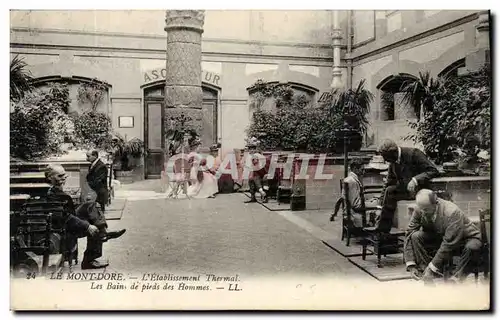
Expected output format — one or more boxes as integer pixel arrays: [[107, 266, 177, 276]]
[[246, 80, 372, 153], [405, 66, 491, 168], [10, 89, 70, 160], [77, 78, 108, 112], [72, 111, 113, 151], [10, 80, 114, 161]]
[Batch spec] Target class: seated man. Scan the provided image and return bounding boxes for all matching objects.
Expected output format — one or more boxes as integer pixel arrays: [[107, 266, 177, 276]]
[[375, 139, 440, 232], [243, 146, 268, 204], [404, 189, 482, 283], [342, 158, 379, 227], [45, 164, 126, 269]]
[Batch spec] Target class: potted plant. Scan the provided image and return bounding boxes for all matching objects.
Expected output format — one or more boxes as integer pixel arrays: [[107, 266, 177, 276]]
[[165, 113, 200, 158], [111, 135, 145, 181]]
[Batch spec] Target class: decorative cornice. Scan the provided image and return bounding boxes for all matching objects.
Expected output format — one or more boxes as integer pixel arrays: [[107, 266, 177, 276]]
[[10, 42, 334, 63], [10, 27, 335, 50], [164, 10, 205, 33]]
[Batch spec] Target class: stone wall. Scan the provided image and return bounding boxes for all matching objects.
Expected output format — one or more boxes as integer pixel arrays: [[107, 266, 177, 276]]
[[395, 176, 491, 230]]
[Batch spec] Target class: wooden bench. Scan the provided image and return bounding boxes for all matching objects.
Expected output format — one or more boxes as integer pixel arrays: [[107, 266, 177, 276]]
[[10, 183, 51, 198], [11, 196, 79, 277]]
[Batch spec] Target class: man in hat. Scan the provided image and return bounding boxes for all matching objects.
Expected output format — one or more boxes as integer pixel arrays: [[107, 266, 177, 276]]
[[45, 164, 126, 269], [372, 139, 439, 232]]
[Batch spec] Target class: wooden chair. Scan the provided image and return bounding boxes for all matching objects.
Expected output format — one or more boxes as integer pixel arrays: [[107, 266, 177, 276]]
[[11, 210, 59, 277], [340, 180, 384, 246], [476, 208, 491, 280], [360, 186, 405, 268]]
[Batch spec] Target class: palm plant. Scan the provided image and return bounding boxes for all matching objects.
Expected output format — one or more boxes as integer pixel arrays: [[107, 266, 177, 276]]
[[10, 55, 33, 102], [399, 71, 442, 120], [328, 79, 374, 134], [319, 79, 374, 153]]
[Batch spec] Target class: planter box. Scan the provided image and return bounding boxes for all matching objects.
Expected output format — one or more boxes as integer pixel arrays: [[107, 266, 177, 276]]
[[115, 166, 144, 184]]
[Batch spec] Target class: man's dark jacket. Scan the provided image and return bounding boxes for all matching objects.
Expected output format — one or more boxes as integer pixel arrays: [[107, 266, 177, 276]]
[[87, 159, 109, 206], [384, 147, 440, 190], [47, 186, 89, 237]]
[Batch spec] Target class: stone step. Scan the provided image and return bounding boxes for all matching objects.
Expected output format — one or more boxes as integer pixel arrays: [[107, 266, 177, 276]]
[[10, 172, 47, 184]]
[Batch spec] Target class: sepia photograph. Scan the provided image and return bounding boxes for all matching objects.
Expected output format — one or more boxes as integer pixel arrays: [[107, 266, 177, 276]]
[[8, 7, 492, 311]]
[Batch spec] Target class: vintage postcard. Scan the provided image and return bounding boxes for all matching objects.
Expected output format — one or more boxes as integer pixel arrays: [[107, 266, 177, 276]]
[[9, 8, 491, 311]]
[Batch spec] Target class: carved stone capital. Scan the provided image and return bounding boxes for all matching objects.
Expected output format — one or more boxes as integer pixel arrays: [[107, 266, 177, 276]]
[[476, 11, 490, 32], [332, 28, 343, 41], [165, 10, 205, 33]]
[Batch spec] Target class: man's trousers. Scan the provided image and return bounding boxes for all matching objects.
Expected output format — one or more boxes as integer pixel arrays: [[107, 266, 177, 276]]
[[376, 185, 413, 232], [248, 176, 264, 200], [405, 230, 482, 279]]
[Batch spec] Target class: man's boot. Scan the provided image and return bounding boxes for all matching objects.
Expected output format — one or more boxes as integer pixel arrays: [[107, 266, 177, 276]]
[[102, 229, 126, 242], [81, 260, 109, 270]]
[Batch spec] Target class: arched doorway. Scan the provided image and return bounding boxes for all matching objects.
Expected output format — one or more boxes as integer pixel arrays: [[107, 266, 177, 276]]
[[142, 82, 219, 179]]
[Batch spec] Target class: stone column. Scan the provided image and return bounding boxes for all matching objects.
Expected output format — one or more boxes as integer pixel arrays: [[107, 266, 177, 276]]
[[460, 10, 490, 74], [331, 10, 344, 89], [164, 10, 205, 137]]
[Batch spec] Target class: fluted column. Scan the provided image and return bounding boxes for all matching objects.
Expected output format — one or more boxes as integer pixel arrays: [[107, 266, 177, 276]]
[[331, 10, 344, 89], [164, 10, 205, 135]]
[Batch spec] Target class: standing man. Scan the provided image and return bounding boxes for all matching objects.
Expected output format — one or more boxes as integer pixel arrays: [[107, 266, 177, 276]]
[[404, 189, 482, 283], [86, 150, 109, 212], [374, 139, 439, 232]]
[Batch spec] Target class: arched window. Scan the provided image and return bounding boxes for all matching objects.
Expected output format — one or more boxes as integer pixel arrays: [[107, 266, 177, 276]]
[[377, 73, 417, 121], [31, 76, 111, 115], [438, 58, 466, 79], [247, 81, 317, 112]]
